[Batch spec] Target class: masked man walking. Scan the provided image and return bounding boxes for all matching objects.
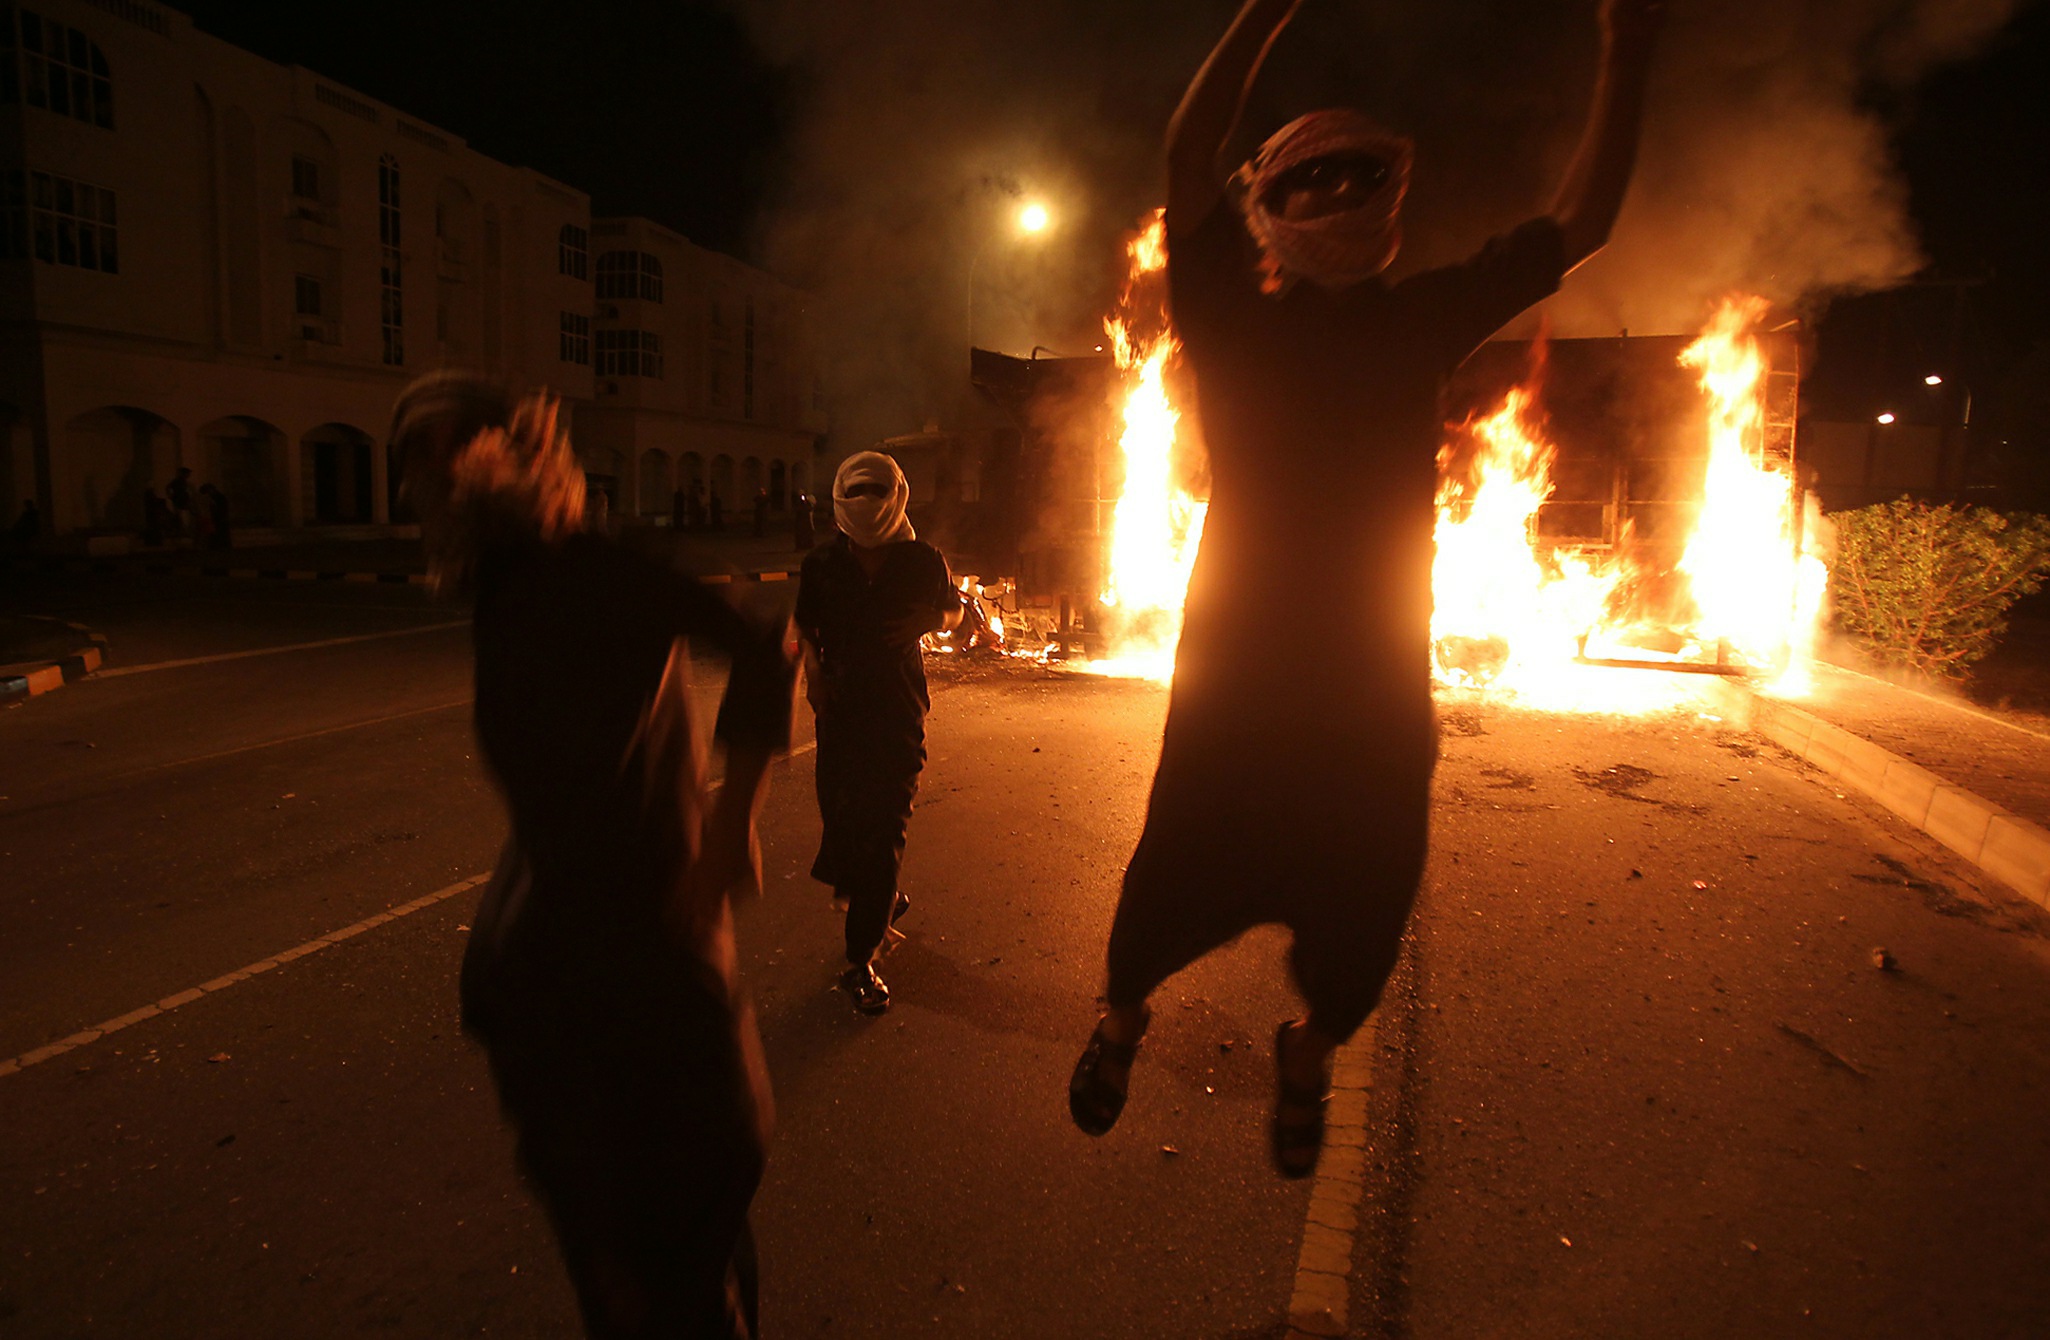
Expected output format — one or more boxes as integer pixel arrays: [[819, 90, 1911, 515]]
[[796, 452, 963, 1013]]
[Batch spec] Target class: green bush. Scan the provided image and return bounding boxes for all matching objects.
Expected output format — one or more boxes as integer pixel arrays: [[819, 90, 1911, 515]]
[[1830, 499, 2050, 679]]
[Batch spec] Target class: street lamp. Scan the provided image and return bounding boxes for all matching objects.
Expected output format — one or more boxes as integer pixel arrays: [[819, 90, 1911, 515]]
[[1924, 374, 1944, 386], [967, 199, 1053, 350], [1876, 412, 1896, 425]]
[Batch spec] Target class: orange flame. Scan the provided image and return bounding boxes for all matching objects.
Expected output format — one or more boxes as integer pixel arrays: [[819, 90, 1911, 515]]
[[1430, 378, 1619, 697], [1675, 296, 1829, 693], [1095, 212, 1208, 680]]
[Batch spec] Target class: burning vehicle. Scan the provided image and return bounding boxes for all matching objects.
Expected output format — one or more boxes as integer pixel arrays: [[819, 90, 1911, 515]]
[[965, 217, 1828, 706]]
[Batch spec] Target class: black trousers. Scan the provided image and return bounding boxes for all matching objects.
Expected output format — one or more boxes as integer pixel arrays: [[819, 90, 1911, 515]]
[[811, 710, 926, 965]]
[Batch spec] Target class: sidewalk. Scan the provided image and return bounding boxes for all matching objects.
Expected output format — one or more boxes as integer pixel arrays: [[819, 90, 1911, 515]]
[[0, 521, 814, 585], [1710, 659, 2050, 911]]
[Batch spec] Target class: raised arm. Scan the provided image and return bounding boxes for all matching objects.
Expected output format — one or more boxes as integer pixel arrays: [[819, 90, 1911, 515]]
[[1549, 0, 1667, 272], [1166, 0, 1304, 231]]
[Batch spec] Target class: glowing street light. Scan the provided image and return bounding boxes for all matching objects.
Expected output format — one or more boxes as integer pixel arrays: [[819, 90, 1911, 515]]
[[1876, 412, 1896, 425], [967, 195, 1056, 348], [1924, 374, 1944, 386]]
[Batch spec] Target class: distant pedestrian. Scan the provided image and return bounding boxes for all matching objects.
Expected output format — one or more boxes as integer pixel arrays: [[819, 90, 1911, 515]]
[[792, 492, 815, 551], [142, 489, 170, 547], [1068, 0, 1667, 1178], [166, 466, 195, 542], [391, 371, 794, 1340], [199, 483, 231, 550], [8, 499, 39, 547], [690, 481, 708, 531], [709, 491, 725, 531], [752, 488, 769, 538], [672, 486, 687, 531], [796, 451, 962, 1014]]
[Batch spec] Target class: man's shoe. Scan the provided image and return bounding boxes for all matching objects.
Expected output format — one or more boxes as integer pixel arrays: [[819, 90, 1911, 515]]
[[840, 964, 891, 1015]]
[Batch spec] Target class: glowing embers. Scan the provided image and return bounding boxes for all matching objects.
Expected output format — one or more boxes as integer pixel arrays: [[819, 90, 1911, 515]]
[[1093, 212, 1209, 681], [1429, 295, 1830, 711]]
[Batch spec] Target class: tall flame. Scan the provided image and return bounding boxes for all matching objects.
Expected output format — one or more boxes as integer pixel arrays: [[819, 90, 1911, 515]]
[[1676, 296, 1829, 692], [1096, 214, 1208, 680]]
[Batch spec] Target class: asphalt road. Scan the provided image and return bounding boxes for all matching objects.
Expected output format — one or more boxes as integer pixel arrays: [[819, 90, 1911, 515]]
[[2, 576, 2047, 1338]]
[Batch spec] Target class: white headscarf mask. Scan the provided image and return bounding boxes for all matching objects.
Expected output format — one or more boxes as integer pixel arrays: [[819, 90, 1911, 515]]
[[833, 450, 915, 548], [1235, 109, 1414, 293]]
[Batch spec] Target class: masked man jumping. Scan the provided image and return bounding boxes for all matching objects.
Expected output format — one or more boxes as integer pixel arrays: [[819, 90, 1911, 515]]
[[1069, 0, 1667, 1176]]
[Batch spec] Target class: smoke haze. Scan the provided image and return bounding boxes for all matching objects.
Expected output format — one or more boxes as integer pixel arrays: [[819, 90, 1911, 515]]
[[734, 0, 2029, 451]]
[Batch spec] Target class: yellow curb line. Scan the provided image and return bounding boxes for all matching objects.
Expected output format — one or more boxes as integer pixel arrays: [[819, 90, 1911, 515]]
[[0, 873, 491, 1080], [1287, 1013, 1379, 1338]]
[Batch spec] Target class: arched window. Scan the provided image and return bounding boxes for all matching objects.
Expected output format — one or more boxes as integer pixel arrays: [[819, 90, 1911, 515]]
[[18, 11, 113, 129], [558, 224, 588, 280], [595, 250, 662, 303], [378, 155, 403, 366]]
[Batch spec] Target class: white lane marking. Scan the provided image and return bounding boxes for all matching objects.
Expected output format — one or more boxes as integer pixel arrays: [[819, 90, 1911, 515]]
[[96, 620, 470, 678], [0, 873, 492, 1080], [0, 738, 818, 1078], [1286, 1016, 1379, 1338]]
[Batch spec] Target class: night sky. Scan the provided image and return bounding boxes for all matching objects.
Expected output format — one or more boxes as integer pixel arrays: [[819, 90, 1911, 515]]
[[175, 0, 2049, 483]]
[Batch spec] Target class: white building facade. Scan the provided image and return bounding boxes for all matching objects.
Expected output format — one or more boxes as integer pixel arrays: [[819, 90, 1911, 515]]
[[574, 215, 825, 521], [0, 0, 821, 539]]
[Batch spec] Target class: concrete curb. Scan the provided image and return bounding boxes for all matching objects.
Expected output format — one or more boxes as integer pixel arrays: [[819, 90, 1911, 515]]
[[0, 620, 107, 705], [1707, 678, 2050, 912]]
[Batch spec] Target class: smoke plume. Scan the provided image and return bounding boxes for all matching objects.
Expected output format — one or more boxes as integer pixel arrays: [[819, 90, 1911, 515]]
[[733, 0, 2027, 450]]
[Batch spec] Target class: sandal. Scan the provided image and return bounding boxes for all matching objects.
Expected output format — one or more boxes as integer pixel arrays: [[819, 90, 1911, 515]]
[[1273, 1021, 1331, 1180], [840, 963, 891, 1015], [1069, 1011, 1148, 1137]]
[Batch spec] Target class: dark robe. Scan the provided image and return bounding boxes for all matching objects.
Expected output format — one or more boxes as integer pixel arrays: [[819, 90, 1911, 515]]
[[459, 531, 793, 1339], [1104, 201, 1566, 1037]]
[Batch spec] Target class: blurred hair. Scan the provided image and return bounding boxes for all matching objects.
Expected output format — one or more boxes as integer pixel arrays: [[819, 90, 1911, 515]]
[[389, 371, 586, 595]]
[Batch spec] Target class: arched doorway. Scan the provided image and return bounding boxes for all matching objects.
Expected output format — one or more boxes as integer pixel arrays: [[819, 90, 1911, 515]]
[[638, 448, 671, 516], [301, 423, 375, 523], [62, 406, 177, 532], [196, 415, 288, 526], [710, 454, 735, 510], [387, 440, 414, 523], [583, 447, 624, 521], [679, 451, 704, 490], [741, 456, 763, 502]]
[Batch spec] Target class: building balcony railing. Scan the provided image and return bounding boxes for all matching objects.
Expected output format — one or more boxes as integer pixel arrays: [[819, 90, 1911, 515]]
[[286, 200, 342, 247], [292, 316, 343, 348]]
